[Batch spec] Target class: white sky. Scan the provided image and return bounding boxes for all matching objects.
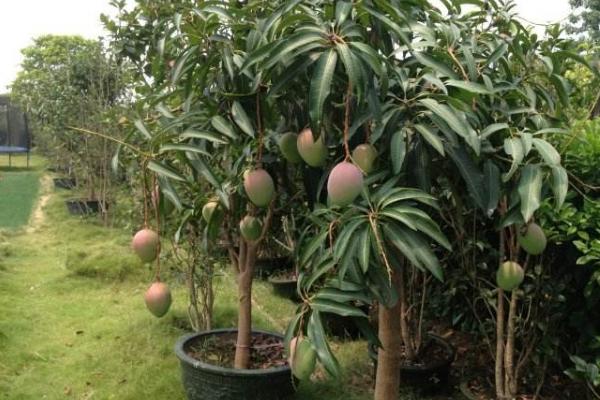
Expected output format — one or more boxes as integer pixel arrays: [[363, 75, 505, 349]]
[[0, 0, 573, 92]]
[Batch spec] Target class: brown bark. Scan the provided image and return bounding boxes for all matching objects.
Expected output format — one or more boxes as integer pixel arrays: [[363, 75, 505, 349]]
[[374, 271, 403, 400], [504, 290, 519, 397], [495, 288, 506, 399], [234, 242, 257, 369], [398, 263, 416, 361]]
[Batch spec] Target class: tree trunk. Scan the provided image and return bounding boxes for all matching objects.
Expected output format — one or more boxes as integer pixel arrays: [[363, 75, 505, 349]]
[[234, 242, 257, 369], [398, 263, 416, 361], [495, 289, 506, 400], [504, 290, 519, 397], [374, 271, 403, 400]]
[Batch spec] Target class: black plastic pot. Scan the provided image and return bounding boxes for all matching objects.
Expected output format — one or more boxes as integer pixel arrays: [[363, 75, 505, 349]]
[[174, 329, 295, 400], [65, 199, 105, 215], [268, 276, 300, 302], [369, 334, 455, 394], [53, 178, 76, 190]]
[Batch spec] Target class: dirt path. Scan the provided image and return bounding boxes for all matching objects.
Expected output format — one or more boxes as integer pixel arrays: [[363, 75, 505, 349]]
[[26, 174, 52, 233]]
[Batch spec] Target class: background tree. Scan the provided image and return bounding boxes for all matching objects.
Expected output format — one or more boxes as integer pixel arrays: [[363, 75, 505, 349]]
[[568, 0, 600, 41]]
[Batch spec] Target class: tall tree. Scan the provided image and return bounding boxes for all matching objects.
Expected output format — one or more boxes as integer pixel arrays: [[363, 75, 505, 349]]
[[568, 0, 600, 40]]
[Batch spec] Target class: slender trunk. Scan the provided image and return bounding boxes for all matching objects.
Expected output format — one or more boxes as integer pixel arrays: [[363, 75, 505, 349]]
[[495, 289, 506, 399], [374, 271, 403, 400], [398, 263, 416, 361], [234, 242, 257, 369], [504, 290, 519, 396]]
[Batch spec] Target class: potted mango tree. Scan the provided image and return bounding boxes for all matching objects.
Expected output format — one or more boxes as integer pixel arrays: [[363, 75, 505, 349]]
[[105, 1, 312, 399]]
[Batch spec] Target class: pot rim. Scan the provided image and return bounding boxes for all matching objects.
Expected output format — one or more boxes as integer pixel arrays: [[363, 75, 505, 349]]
[[174, 328, 291, 377]]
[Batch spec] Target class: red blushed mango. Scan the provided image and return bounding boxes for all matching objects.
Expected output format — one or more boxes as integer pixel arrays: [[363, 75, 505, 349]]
[[131, 228, 159, 263], [243, 169, 275, 207], [327, 161, 364, 207], [144, 281, 172, 317]]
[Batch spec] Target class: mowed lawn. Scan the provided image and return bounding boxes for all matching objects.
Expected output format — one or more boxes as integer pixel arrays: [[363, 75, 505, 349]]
[[0, 154, 41, 229]]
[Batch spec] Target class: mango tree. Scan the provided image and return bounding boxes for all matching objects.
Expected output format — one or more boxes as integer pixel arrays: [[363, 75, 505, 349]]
[[238, 0, 592, 399]]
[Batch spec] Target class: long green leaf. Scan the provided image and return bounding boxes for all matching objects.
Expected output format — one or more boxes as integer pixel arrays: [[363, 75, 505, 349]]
[[532, 138, 561, 166], [446, 79, 491, 94], [503, 138, 524, 182], [390, 130, 406, 174], [551, 165, 568, 209], [518, 164, 543, 222], [147, 160, 186, 182], [231, 101, 255, 138], [159, 144, 210, 157], [311, 299, 368, 317], [211, 115, 238, 140], [414, 124, 444, 155], [180, 130, 228, 144], [309, 49, 338, 133], [307, 311, 340, 377]]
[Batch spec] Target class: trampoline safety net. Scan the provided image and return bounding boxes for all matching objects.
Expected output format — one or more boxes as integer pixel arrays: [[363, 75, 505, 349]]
[[0, 95, 31, 167]]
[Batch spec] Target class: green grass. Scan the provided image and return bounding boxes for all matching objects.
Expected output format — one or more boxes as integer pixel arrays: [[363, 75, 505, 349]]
[[0, 168, 450, 399], [0, 154, 43, 230], [0, 174, 378, 400]]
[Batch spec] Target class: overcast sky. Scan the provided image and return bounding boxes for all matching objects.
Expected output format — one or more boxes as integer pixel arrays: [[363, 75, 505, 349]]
[[0, 0, 573, 92]]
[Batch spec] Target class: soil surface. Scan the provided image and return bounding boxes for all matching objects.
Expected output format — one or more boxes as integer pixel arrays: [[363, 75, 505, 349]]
[[186, 332, 288, 370], [400, 337, 450, 368]]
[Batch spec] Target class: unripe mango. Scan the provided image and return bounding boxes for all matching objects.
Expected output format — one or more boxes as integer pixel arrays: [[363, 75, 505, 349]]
[[352, 144, 377, 174], [327, 161, 364, 207], [288, 336, 317, 381], [497, 261, 524, 291], [517, 223, 547, 255], [132, 228, 159, 263], [297, 128, 327, 167], [202, 201, 223, 224], [244, 169, 275, 207], [279, 132, 302, 163], [144, 281, 172, 318], [239, 215, 262, 241]]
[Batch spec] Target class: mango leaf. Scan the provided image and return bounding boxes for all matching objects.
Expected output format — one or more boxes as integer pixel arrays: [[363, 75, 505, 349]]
[[311, 299, 368, 317], [481, 123, 509, 139], [483, 160, 500, 216], [134, 119, 152, 140], [314, 287, 371, 304], [518, 164, 543, 222], [309, 49, 338, 133], [180, 130, 228, 144], [551, 165, 568, 209], [420, 98, 478, 152], [231, 101, 254, 138], [147, 160, 186, 182], [336, 42, 364, 98], [445, 144, 486, 211], [485, 42, 508, 67], [446, 79, 491, 94], [503, 138, 524, 182], [211, 115, 238, 140], [520, 132, 533, 155], [414, 124, 444, 155], [307, 311, 341, 377], [159, 144, 210, 157], [335, 1, 353, 25], [391, 130, 407, 174], [532, 138, 561, 166], [414, 52, 458, 79]]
